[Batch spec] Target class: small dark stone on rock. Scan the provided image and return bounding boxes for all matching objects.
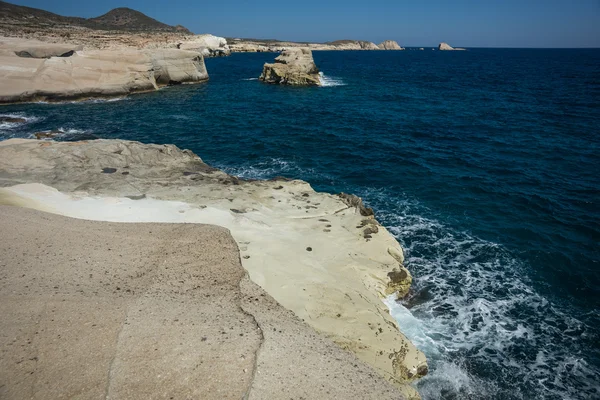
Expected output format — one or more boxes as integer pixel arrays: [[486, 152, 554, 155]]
[[121, 171, 129, 175], [125, 194, 146, 200], [306, 247, 313, 252], [101, 167, 117, 174]]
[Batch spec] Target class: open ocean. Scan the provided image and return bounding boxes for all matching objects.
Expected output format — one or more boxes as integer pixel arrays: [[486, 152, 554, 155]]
[[1, 48, 599, 399]]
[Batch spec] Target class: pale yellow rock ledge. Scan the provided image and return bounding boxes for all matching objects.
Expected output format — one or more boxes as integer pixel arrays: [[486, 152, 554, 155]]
[[0, 139, 427, 397]]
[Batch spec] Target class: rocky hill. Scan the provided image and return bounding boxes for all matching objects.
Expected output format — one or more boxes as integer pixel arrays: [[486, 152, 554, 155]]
[[0, 1, 190, 33], [89, 7, 190, 33]]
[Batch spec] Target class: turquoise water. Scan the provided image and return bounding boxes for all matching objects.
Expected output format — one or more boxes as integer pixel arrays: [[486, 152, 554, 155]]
[[1, 49, 599, 399]]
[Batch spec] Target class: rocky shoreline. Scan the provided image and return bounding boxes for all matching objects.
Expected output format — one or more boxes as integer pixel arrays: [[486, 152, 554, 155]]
[[1, 206, 411, 399], [0, 37, 209, 104], [229, 38, 405, 53], [0, 138, 428, 398]]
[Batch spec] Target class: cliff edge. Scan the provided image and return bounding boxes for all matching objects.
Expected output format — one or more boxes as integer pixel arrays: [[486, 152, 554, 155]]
[[0, 139, 428, 398], [0, 206, 407, 399], [0, 37, 209, 104]]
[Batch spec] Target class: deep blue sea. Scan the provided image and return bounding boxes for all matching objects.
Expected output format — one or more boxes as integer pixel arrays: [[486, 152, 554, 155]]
[[1, 48, 599, 399]]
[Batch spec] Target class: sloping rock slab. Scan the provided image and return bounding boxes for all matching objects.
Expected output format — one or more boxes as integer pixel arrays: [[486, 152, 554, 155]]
[[0, 206, 407, 399]]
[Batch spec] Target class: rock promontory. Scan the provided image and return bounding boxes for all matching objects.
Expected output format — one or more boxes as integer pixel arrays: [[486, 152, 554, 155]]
[[378, 40, 404, 50], [0, 138, 428, 398], [0, 206, 409, 400], [0, 37, 209, 104], [259, 48, 321, 86]]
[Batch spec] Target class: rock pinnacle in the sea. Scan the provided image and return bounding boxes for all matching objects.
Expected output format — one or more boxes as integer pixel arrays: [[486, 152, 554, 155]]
[[259, 48, 321, 86]]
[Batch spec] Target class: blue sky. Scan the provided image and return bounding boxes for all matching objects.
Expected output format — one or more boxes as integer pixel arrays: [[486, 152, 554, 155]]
[[9, 0, 600, 47]]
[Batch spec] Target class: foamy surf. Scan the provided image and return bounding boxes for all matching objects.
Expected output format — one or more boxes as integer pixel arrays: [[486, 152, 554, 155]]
[[366, 189, 600, 399], [319, 72, 346, 87], [215, 157, 321, 181], [35, 97, 129, 105], [243, 78, 259, 81], [28, 127, 98, 141], [0, 113, 41, 138]]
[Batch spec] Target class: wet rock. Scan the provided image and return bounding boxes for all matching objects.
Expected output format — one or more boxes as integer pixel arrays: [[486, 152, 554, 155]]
[[0, 117, 27, 124], [338, 193, 374, 216], [386, 268, 412, 298]]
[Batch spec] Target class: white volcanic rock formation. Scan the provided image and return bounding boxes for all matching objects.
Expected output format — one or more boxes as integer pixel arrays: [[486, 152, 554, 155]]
[[358, 40, 380, 49], [259, 48, 321, 86], [230, 39, 404, 52], [0, 139, 428, 399], [438, 42, 466, 51], [178, 34, 231, 57], [378, 40, 404, 50], [0, 38, 209, 103], [0, 206, 411, 400]]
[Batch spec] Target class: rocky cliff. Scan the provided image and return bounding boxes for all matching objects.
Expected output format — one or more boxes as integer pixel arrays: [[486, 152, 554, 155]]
[[0, 206, 410, 400], [259, 48, 321, 86], [230, 38, 405, 52], [0, 38, 209, 104], [178, 34, 231, 57], [378, 40, 404, 50], [0, 139, 428, 399]]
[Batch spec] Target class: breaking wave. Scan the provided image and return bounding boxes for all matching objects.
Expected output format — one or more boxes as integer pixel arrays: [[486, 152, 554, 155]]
[[0, 113, 41, 138], [367, 189, 600, 400], [319, 72, 346, 87], [28, 127, 98, 141], [214, 157, 321, 181]]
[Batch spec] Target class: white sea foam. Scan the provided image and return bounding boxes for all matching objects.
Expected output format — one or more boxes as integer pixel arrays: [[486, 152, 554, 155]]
[[0, 113, 41, 138], [319, 72, 346, 87], [357, 187, 600, 399], [243, 78, 259, 81], [216, 158, 320, 181], [28, 127, 97, 141]]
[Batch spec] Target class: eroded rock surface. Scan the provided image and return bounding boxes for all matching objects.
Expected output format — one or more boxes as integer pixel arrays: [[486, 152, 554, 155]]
[[10, 40, 83, 58], [0, 206, 408, 399], [0, 38, 208, 104], [178, 34, 230, 57], [0, 139, 427, 397], [259, 48, 321, 86], [230, 38, 405, 52]]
